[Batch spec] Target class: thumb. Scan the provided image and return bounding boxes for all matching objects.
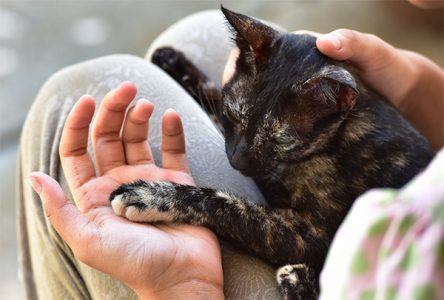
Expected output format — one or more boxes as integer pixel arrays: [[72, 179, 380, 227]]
[[316, 29, 396, 71], [28, 172, 90, 249]]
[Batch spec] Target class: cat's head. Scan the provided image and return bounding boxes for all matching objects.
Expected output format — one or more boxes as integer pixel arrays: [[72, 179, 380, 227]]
[[220, 7, 360, 177]]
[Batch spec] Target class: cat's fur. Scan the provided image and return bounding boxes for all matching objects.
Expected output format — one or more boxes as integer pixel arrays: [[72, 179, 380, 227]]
[[110, 7, 435, 299]]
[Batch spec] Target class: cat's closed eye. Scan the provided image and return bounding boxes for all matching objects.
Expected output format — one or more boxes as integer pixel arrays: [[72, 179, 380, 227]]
[[274, 134, 293, 145], [226, 108, 241, 122]]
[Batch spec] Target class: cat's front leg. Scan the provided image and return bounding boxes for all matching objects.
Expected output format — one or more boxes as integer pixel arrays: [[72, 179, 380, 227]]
[[110, 180, 327, 268], [110, 180, 321, 299]]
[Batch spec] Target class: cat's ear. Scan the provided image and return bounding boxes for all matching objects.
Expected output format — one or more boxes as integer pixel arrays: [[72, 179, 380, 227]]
[[221, 6, 279, 62], [300, 66, 359, 112]]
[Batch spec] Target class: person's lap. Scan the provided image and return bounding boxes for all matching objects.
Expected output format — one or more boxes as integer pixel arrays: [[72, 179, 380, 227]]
[[18, 10, 280, 299]]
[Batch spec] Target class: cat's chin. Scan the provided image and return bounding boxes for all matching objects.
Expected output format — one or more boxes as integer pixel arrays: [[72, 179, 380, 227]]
[[237, 169, 254, 177], [233, 165, 264, 178]]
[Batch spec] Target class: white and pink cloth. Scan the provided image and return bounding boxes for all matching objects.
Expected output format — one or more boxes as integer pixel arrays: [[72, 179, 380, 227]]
[[321, 149, 444, 300]]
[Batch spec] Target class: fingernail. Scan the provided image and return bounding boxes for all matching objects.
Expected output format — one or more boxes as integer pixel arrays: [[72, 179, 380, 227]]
[[323, 33, 342, 50], [137, 98, 149, 106], [28, 173, 42, 194], [120, 81, 134, 88], [79, 94, 93, 101]]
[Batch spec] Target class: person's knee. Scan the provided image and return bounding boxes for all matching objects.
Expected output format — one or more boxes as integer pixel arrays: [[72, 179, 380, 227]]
[[42, 54, 149, 93], [23, 54, 160, 142], [31, 54, 165, 112]]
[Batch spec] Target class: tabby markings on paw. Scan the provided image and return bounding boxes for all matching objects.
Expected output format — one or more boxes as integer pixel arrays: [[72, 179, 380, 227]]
[[276, 264, 303, 287], [110, 181, 176, 223]]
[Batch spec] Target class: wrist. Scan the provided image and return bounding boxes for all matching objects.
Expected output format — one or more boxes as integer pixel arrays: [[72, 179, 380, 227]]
[[135, 279, 224, 300]]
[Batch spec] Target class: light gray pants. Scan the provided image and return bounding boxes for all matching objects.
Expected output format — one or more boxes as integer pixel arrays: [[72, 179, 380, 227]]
[[17, 10, 281, 300]]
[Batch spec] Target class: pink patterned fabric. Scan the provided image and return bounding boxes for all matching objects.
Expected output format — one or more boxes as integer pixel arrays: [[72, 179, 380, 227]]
[[320, 149, 444, 300]]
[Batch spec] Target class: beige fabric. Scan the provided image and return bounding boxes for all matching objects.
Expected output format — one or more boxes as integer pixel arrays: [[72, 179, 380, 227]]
[[17, 10, 282, 300]]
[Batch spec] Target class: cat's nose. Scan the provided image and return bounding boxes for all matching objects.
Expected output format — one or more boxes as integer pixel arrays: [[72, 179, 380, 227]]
[[231, 152, 249, 171], [229, 137, 250, 171]]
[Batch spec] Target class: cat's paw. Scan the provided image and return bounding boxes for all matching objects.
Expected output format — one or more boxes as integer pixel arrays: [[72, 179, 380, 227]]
[[152, 47, 188, 79], [109, 180, 178, 223], [276, 264, 317, 300]]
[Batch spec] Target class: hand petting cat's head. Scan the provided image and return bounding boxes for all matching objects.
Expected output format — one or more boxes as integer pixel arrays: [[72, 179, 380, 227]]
[[220, 7, 360, 177]]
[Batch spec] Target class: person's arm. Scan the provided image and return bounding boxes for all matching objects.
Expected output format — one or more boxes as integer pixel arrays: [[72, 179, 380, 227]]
[[316, 29, 444, 149]]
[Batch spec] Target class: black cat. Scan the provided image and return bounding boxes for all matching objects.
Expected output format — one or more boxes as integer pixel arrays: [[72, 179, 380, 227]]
[[110, 7, 434, 299]]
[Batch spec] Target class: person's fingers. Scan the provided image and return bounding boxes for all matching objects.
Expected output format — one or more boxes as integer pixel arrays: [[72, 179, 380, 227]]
[[122, 99, 155, 165], [92, 81, 137, 174], [222, 47, 239, 86], [161, 109, 190, 173], [316, 28, 419, 107], [28, 172, 99, 263], [59, 95, 97, 193], [316, 29, 397, 71]]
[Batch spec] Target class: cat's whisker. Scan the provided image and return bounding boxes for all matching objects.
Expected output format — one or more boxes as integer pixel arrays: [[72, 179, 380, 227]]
[[189, 86, 204, 108], [197, 86, 214, 116], [207, 90, 219, 119], [184, 82, 224, 137], [198, 88, 224, 135], [208, 94, 221, 125], [195, 88, 207, 111]]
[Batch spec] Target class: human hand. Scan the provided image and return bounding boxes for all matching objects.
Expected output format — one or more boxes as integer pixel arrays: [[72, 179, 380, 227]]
[[28, 82, 224, 299], [316, 29, 444, 149], [316, 29, 422, 108], [222, 30, 423, 109]]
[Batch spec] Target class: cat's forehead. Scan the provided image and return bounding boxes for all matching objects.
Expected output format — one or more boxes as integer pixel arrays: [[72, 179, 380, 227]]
[[269, 32, 327, 82], [279, 32, 318, 53]]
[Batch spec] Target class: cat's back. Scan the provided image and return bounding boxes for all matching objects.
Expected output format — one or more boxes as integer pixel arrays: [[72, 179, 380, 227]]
[[337, 91, 435, 190], [282, 92, 434, 236]]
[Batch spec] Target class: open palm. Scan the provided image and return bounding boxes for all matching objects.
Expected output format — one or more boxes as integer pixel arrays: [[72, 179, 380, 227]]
[[30, 82, 223, 299]]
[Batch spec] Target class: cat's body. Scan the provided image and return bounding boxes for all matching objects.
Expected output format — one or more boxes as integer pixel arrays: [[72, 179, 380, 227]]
[[110, 7, 435, 299]]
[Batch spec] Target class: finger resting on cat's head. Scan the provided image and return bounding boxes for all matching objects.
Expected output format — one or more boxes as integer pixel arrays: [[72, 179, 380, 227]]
[[222, 47, 240, 86]]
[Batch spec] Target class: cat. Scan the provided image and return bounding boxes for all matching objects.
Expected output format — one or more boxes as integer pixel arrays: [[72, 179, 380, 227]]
[[109, 7, 435, 299]]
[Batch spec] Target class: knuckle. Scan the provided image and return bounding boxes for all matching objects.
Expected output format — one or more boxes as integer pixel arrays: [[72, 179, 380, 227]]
[[163, 129, 183, 138], [128, 114, 147, 125], [335, 28, 368, 49], [123, 136, 146, 144], [92, 129, 119, 140], [335, 28, 358, 42], [162, 146, 185, 155], [364, 33, 382, 47], [59, 145, 87, 157]]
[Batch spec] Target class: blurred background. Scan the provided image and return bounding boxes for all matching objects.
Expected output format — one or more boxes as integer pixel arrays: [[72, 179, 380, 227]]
[[0, 1, 442, 299]]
